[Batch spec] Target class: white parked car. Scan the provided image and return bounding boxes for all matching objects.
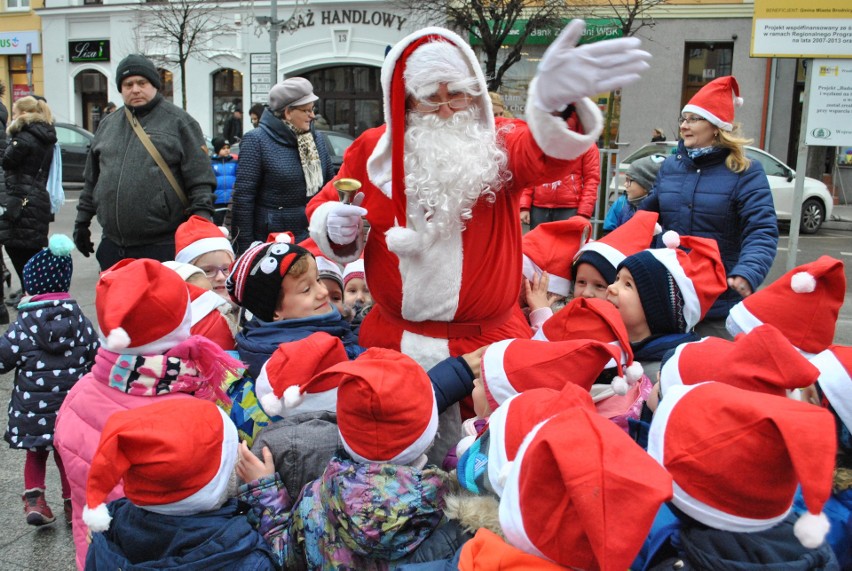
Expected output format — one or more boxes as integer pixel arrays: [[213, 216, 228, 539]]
[[610, 142, 833, 234]]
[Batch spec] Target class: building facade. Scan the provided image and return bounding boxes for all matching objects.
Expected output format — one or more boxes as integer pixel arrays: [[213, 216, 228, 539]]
[[1, 0, 45, 111]]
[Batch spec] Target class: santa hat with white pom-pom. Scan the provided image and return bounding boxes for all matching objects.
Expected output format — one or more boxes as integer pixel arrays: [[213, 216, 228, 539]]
[[96, 258, 192, 354], [498, 407, 672, 570], [83, 399, 238, 533], [461, 384, 594, 498], [481, 337, 627, 408], [254, 332, 349, 417], [619, 232, 727, 334], [682, 75, 743, 132], [659, 323, 820, 399], [649, 382, 836, 547], [535, 297, 644, 395], [522, 216, 592, 297], [726, 255, 845, 356], [174, 215, 234, 264]]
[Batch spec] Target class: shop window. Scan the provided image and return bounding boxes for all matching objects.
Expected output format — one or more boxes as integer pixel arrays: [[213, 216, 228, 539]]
[[212, 68, 243, 138], [681, 42, 734, 110], [302, 65, 382, 137], [8, 55, 30, 101], [75, 70, 108, 132], [158, 69, 173, 103]]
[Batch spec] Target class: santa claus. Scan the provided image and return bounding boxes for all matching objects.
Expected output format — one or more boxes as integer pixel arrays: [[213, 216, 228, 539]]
[[308, 21, 650, 457]]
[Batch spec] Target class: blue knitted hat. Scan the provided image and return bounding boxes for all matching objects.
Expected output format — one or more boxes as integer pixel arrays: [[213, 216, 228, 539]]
[[23, 234, 74, 295], [618, 250, 685, 335]]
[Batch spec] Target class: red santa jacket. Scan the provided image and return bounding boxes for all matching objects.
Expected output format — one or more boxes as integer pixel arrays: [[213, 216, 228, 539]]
[[519, 143, 600, 217]]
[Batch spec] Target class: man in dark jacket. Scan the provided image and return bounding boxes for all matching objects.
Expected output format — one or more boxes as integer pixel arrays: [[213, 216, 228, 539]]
[[73, 54, 216, 270]]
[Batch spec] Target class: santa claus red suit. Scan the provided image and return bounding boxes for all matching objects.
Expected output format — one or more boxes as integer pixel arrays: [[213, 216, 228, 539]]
[[306, 25, 645, 375]]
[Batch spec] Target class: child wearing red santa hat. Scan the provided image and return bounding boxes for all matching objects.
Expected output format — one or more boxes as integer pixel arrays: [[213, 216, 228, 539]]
[[162, 261, 236, 351], [82, 399, 276, 569], [174, 215, 235, 303], [54, 258, 244, 570], [637, 382, 839, 570], [236, 348, 451, 569]]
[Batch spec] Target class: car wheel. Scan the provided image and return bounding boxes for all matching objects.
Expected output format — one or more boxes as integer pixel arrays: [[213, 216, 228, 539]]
[[800, 198, 825, 234]]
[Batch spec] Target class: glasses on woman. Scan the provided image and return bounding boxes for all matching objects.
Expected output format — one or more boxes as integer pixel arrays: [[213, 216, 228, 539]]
[[293, 106, 317, 115], [200, 265, 230, 279], [412, 96, 473, 114], [678, 115, 706, 125], [624, 177, 634, 187]]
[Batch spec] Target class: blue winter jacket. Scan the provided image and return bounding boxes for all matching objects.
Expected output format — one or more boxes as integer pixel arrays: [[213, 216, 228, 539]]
[[211, 155, 237, 206], [231, 109, 335, 253], [85, 498, 276, 570], [640, 140, 778, 319]]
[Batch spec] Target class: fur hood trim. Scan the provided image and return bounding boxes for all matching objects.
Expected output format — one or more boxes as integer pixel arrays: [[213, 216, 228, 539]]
[[443, 489, 503, 539], [7, 111, 52, 136]]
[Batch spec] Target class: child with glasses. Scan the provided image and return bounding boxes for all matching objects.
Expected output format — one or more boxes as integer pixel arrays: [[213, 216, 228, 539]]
[[604, 154, 665, 231]]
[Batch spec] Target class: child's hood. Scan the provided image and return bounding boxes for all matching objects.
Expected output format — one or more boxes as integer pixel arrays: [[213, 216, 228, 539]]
[[16, 299, 91, 352], [317, 455, 449, 559]]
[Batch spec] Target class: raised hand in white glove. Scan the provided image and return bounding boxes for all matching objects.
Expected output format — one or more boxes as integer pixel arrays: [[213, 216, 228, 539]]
[[533, 19, 652, 113], [326, 192, 367, 245]]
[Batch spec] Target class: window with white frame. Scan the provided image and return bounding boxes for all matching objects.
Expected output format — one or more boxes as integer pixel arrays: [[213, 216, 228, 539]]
[[6, 0, 30, 10]]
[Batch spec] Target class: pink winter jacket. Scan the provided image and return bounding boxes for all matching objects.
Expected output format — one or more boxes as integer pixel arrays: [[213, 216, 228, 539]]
[[519, 144, 601, 217], [54, 372, 194, 570]]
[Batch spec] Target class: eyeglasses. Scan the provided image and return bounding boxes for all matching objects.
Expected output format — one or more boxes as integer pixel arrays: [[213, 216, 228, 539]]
[[293, 106, 317, 115], [678, 115, 707, 125], [624, 177, 634, 186], [412, 96, 472, 114], [199, 265, 230, 278]]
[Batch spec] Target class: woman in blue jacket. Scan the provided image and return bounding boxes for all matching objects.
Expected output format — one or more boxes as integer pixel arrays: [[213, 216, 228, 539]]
[[231, 78, 334, 254], [640, 77, 777, 337]]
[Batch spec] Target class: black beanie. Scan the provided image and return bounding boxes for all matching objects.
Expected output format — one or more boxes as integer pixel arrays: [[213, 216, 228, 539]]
[[573, 250, 617, 286], [212, 137, 229, 155], [618, 251, 686, 335], [116, 54, 162, 91]]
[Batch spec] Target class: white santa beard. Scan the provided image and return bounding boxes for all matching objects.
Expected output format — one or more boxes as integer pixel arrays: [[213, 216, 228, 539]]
[[396, 109, 508, 325]]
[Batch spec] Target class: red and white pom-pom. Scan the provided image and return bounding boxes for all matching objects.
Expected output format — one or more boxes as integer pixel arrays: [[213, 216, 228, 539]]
[[259, 392, 284, 417], [662, 230, 680, 249], [790, 271, 817, 294], [283, 385, 305, 409], [793, 511, 830, 548], [611, 375, 629, 396], [385, 226, 421, 256], [455, 435, 476, 459], [653, 223, 662, 236], [83, 503, 112, 533], [734, 96, 744, 108], [105, 327, 131, 352], [625, 361, 644, 384]]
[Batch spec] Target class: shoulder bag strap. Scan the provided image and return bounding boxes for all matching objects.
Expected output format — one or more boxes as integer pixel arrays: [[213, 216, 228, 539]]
[[125, 107, 189, 208]]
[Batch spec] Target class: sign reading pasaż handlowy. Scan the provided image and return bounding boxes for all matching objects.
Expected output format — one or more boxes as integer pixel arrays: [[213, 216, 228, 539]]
[[752, 0, 852, 58], [805, 60, 852, 146]]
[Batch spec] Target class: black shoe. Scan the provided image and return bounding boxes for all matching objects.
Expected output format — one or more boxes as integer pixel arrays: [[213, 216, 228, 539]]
[[5, 289, 21, 307]]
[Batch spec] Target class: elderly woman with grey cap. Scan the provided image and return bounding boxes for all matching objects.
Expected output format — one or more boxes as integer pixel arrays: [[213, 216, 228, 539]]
[[231, 78, 335, 254]]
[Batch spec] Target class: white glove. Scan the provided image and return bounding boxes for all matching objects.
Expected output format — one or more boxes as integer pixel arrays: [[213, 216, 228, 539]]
[[326, 192, 367, 245], [533, 19, 652, 113]]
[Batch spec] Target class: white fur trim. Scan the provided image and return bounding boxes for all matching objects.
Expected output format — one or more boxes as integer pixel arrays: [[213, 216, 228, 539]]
[[794, 511, 830, 548], [481, 339, 516, 407], [315, 256, 343, 280], [649, 383, 788, 532], [662, 230, 680, 248], [175, 236, 234, 264], [260, 392, 284, 417], [812, 349, 852, 432], [791, 271, 816, 293], [525, 78, 603, 161], [682, 103, 733, 132], [83, 503, 112, 533], [498, 419, 550, 558], [726, 301, 762, 337], [99, 296, 192, 356], [283, 388, 338, 417], [105, 327, 130, 351], [400, 332, 450, 370], [282, 385, 304, 409], [308, 200, 365, 265], [342, 389, 439, 465], [485, 396, 516, 498], [190, 291, 228, 327], [648, 247, 701, 331], [658, 340, 695, 396], [367, 27, 495, 199], [522, 255, 570, 297], [142, 408, 238, 516], [576, 241, 626, 273]]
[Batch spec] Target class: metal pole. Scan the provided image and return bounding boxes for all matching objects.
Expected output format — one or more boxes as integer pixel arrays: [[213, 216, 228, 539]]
[[787, 59, 812, 271], [269, 0, 279, 84]]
